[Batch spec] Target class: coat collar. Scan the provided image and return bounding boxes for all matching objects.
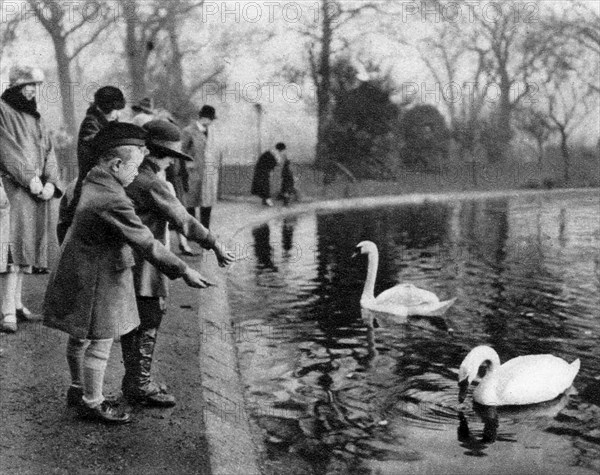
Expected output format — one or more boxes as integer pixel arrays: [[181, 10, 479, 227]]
[[84, 166, 124, 192], [86, 104, 110, 127], [139, 158, 160, 174]]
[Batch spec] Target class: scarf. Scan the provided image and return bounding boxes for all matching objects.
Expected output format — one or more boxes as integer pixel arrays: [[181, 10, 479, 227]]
[[1, 86, 40, 119]]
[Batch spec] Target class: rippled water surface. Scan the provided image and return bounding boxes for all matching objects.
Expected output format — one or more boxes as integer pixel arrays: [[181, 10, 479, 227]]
[[227, 190, 600, 474]]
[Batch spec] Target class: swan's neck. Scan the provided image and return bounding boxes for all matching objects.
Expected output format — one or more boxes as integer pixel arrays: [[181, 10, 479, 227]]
[[479, 349, 501, 378], [362, 249, 379, 301]]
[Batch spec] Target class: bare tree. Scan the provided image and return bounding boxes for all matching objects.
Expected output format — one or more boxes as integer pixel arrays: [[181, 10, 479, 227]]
[[456, 2, 560, 161], [0, 14, 19, 63], [517, 108, 553, 164], [544, 77, 593, 184], [26, 0, 113, 135], [122, 0, 237, 121], [296, 0, 383, 163]]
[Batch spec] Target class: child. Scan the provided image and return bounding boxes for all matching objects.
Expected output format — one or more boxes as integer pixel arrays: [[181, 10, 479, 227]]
[[122, 120, 234, 407], [277, 150, 299, 206], [44, 122, 212, 424]]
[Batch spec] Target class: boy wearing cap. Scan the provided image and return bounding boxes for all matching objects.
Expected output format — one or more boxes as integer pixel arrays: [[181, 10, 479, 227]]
[[0, 65, 63, 333], [44, 122, 212, 424], [122, 119, 234, 407]]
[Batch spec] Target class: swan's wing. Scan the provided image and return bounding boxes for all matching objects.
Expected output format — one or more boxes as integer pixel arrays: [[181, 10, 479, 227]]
[[375, 284, 439, 308], [496, 355, 579, 405]]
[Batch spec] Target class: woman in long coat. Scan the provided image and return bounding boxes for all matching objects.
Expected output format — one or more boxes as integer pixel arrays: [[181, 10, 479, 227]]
[[181, 106, 220, 229], [0, 66, 63, 333], [251, 142, 285, 206]]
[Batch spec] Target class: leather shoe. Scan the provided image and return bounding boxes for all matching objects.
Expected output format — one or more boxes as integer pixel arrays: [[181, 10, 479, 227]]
[[67, 386, 84, 407], [78, 400, 132, 424], [124, 382, 176, 408], [1, 319, 17, 333], [16, 307, 43, 322]]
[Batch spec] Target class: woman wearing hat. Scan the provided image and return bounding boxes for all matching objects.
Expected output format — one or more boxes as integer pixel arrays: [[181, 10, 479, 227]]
[[122, 119, 234, 407], [0, 65, 63, 333]]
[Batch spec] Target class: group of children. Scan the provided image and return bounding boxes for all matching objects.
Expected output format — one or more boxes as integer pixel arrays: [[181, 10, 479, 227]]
[[45, 120, 235, 424]]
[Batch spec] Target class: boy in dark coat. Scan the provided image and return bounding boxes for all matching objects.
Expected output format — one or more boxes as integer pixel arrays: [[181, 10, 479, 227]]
[[122, 120, 234, 407], [44, 123, 212, 424]]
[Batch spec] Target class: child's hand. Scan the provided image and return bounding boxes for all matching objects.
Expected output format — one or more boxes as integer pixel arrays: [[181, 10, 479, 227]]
[[182, 267, 216, 288], [214, 242, 235, 267]]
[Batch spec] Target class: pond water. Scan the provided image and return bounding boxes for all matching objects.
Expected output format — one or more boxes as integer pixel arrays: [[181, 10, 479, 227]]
[[227, 190, 600, 475]]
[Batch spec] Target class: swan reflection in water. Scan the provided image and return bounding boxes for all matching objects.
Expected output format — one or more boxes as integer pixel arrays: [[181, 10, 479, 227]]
[[457, 389, 574, 455]]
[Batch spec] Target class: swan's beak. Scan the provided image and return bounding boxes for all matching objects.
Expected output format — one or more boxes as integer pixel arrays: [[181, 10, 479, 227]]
[[458, 378, 469, 403], [351, 250, 359, 259]]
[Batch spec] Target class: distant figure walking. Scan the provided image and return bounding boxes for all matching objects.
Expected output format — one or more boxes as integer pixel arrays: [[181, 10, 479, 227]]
[[251, 142, 286, 206]]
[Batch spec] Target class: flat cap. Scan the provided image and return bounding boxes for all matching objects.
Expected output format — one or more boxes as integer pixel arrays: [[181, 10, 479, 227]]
[[93, 122, 147, 155]]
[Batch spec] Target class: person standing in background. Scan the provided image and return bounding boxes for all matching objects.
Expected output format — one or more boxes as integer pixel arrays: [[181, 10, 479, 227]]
[[56, 86, 126, 244], [177, 105, 219, 254], [251, 142, 286, 206], [0, 65, 63, 333]]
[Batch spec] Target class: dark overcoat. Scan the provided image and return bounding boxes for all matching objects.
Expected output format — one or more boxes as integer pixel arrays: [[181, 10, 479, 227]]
[[251, 150, 278, 199], [44, 167, 188, 340], [0, 98, 63, 269], [126, 159, 216, 298]]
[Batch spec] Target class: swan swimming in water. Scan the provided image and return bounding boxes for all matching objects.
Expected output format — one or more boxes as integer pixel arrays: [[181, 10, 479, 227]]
[[354, 240, 456, 319], [458, 345, 580, 406]]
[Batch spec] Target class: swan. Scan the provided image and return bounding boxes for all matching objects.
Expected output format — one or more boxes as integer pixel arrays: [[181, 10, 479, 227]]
[[458, 345, 580, 406], [354, 240, 456, 319]]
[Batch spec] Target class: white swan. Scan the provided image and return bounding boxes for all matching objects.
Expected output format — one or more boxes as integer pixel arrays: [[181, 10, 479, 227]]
[[354, 241, 456, 319], [458, 345, 580, 406]]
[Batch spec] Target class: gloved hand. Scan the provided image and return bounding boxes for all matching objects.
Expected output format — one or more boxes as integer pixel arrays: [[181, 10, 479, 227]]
[[29, 177, 43, 195], [39, 182, 55, 201]]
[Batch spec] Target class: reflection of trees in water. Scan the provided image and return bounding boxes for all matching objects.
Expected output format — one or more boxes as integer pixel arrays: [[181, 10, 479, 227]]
[[459, 198, 580, 357]]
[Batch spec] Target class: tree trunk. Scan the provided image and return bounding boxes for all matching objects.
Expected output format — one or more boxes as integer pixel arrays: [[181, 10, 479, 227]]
[[315, 0, 333, 165], [490, 66, 512, 163], [124, 0, 147, 102], [165, 10, 193, 120], [559, 128, 570, 184], [52, 35, 77, 137]]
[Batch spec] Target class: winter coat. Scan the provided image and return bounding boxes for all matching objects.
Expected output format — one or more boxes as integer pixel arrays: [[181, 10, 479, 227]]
[[0, 98, 63, 269], [126, 159, 216, 298], [0, 178, 9, 273], [181, 122, 221, 207], [279, 157, 296, 196], [251, 150, 278, 199], [43, 167, 188, 340], [77, 104, 110, 180]]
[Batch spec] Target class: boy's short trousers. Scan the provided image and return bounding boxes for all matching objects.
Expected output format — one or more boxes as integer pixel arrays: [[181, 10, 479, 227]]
[[136, 297, 167, 329]]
